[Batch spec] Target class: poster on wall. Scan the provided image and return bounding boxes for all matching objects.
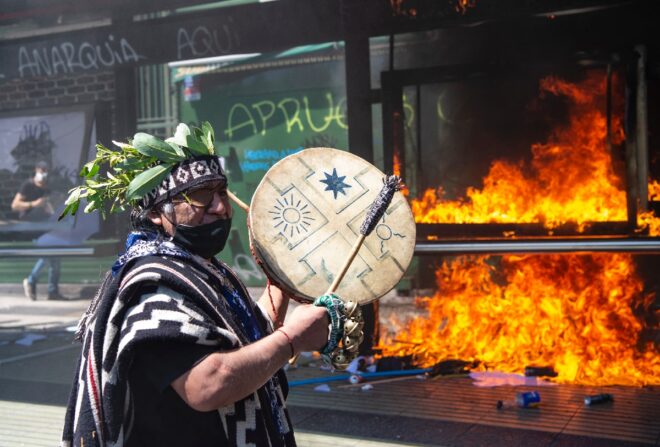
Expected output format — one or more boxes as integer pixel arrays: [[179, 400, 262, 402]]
[[0, 106, 99, 244]]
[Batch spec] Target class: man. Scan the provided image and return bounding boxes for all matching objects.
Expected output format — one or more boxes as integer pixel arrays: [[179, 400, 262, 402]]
[[61, 127, 330, 447], [11, 160, 65, 300]]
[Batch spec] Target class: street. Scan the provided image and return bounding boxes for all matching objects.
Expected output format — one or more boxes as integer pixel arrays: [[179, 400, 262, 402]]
[[3, 286, 656, 447]]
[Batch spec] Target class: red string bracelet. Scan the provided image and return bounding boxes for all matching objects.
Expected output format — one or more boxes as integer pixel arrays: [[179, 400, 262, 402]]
[[276, 328, 295, 358]]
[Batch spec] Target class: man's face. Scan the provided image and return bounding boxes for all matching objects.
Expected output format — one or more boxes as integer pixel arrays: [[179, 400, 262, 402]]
[[34, 167, 48, 184], [154, 180, 233, 236]]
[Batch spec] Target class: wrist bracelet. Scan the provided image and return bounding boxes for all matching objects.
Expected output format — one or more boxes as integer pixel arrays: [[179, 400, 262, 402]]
[[276, 328, 295, 358]]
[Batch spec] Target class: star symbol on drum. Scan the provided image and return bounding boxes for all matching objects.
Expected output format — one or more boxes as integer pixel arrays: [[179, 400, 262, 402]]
[[319, 168, 352, 199]]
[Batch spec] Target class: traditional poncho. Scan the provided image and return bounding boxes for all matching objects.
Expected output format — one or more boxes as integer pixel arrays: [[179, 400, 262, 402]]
[[61, 249, 295, 447]]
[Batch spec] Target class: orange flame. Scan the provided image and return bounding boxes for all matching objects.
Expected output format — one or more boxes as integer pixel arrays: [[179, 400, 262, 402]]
[[379, 254, 659, 386], [393, 150, 402, 177], [639, 180, 660, 235], [392, 150, 410, 197], [455, 0, 476, 14], [390, 0, 475, 16], [411, 73, 643, 232], [650, 179, 660, 201], [381, 73, 660, 385]]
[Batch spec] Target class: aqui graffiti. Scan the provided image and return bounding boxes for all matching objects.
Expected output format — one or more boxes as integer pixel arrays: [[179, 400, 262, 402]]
[[176, 24, 237, 59]]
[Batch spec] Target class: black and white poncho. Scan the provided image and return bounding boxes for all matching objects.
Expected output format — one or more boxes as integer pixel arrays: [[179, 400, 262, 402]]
[[61, 254, 295, 447]]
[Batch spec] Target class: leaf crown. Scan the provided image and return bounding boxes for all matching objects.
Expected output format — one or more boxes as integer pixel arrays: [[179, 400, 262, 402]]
[[60, 121, 221, 220]]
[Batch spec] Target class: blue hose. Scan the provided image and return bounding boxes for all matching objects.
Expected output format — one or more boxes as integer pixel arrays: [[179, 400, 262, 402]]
[[288, 368, 432, 387]]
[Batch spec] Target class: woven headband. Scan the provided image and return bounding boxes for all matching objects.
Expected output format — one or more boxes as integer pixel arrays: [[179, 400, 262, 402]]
[[140, 155, 226, 209]]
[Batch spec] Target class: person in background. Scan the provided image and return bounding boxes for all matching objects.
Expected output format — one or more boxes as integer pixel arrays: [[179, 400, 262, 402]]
[[11, 161, 66, 300]]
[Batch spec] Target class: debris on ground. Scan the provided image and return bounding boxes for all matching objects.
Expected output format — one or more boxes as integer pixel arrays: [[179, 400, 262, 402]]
[[15, 333, 47, 346], [584, 393, 614, 406], [470, 371, 557, 387], [524, 365, 558, 377], [427, 359, 478, 377], [496, 391, 541, 409]]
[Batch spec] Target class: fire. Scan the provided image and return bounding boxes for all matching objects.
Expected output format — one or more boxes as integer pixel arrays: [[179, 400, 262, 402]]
[[393, 150, 402, 178], [650, 180, 660, 201], [455, 0, 476, 14], [410, 73, 658, 233], [392, 150, 409, 197], [379, 254, 659, 386], [381, 73, 660, 385], [390, 0, 475, 16], [639, 180, 660, 236]]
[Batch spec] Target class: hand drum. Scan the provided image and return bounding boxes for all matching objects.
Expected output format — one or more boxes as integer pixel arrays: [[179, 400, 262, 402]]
[[248, 147, 415, 304]]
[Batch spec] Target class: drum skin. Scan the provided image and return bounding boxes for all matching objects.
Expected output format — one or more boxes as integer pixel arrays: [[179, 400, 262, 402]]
[[249, 147, 415, 304]]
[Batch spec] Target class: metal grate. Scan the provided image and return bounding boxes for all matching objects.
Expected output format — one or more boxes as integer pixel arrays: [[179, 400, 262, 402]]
[[135, 11, 178, 139], [137, 63, 178, 139]]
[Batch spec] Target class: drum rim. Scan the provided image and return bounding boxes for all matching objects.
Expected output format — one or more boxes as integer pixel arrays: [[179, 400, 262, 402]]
[[248, 147, 416, 304]]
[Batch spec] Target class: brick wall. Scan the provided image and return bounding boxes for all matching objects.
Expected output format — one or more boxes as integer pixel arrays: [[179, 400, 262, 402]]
[[0, 72, 117, 220], [0, 71, 115, 113]]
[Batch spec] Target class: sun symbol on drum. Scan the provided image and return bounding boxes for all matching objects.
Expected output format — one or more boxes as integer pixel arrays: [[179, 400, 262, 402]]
[[269, 193, 315, 238], [375, 215, 405, 254]]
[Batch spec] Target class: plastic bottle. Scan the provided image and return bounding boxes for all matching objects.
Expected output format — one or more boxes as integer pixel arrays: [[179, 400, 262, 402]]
[[497, 391, 541, 409], [584, 393, 613, 406]]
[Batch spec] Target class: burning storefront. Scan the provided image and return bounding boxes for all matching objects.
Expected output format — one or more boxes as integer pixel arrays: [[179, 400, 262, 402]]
[[378, 64, 659, 386]]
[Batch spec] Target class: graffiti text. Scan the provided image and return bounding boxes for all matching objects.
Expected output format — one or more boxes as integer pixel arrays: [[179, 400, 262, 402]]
[[18, 35, 143, 78], [225, 92, 347, 140]]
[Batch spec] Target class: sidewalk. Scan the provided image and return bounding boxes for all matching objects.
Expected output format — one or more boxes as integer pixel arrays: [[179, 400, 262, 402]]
[[0, 283, 287, 330], [0, 282, 420, 331], [0, 400, 432, 447], [0, 284, 430, 447], [0, 286, 92, 330]]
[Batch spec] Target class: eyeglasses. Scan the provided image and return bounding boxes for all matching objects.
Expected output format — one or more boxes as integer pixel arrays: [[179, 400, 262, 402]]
[[171, 182, 228, 208]]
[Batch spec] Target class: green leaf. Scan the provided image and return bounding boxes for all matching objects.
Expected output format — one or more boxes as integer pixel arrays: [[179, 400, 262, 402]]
[[80, 161, 99, 178], [58, 202, 74, 220], [184, 135, 209, 156], [64, 188, 82, 205], [85, 179, 111, 188], [84, 200, 99, 213], [112, 140, 134, 151], [165, 123, 192, 148], [132, 132, 186, 163], [96, 143, 112, 155], [201, 121, 214, 142], [70, 200, 80, 216], [58, 194, 82, 220], [125, 163, 174, 201], [113, 156, 146, 172], [168, 142, 186, 158], [201, 121, 215, 154]]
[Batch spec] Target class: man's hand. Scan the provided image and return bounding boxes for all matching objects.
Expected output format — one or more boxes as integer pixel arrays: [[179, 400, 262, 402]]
[[281, 304, 329, 353], [32, 197, 47, 208]]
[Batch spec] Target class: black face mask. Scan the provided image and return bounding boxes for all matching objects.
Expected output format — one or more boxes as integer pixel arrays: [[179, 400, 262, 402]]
[[172, 218, 232, 259]]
